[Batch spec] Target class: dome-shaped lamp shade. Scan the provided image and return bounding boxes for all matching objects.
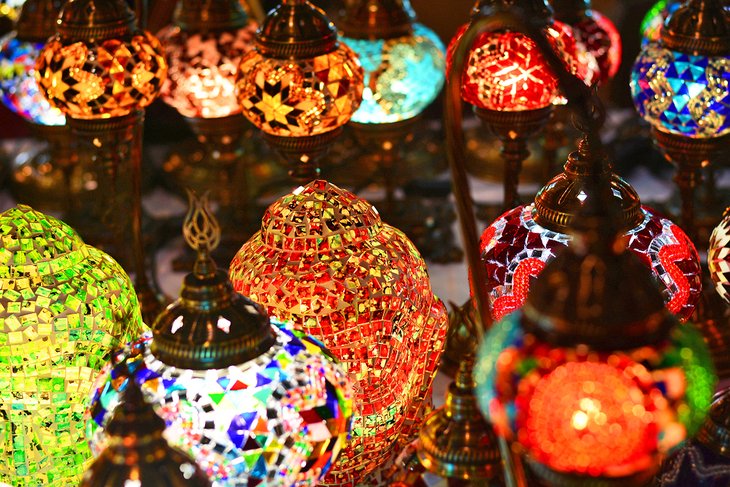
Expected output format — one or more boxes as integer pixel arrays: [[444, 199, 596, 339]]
[[0, 36, 65, 125], [342, 23, 446, 124], [0, 205, 145, 485], [447, 21, 579, 111], [631, 44, 730, 139], [158, 20, 257, 119], [709, 209, 730, 304], [481, 204, 702, 322], [229, 180, 449, 484], [570, 10, 621, 84], [475, 312, 716, 483]]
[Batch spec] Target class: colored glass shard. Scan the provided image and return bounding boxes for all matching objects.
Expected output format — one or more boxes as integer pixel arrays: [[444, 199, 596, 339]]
[[709, 211, 730, 304]]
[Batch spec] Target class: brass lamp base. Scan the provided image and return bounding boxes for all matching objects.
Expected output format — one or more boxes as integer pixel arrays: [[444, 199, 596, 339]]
[[264, 127, 343, 185]]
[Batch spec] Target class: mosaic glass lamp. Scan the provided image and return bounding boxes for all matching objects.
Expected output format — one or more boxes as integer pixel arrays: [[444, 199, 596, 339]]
[[87, 192, 354, 487], [550, 0, 621, 85], [640, 0, 681, 45], [709, 207, 730, 303], [655, 390, 730, 486], [35, 0, 168, 323], [80, 381, 212, 487], [631, 0, 730, 236], [480, 136, 702, 322], [474, 190, 717, 486], [229, 180, 449, 485], [447, 0, 577, 209], [339, 0, 445, 125], [0, 204, 145, 486], [236, 0, 364, 183]]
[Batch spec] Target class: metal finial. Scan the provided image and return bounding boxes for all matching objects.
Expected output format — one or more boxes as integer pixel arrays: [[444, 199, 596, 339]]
[[184, 190, 221, 274]]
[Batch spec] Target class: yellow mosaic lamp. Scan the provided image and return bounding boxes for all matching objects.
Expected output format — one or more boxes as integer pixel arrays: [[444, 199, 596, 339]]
[[0, 205, 145, 486]]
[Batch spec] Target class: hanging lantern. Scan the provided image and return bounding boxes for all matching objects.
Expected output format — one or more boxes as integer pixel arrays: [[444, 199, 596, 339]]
[[80, 381, 211, 487], [86, 192, 353, 486], [339, 0, 446, 125], [474, 188, 716, 486], [655, 390, 730, 485], [709, 208, 730, 304], [229, 180, 449, 485], [480, 137, 702, 322], [0, 204, 145, 486]]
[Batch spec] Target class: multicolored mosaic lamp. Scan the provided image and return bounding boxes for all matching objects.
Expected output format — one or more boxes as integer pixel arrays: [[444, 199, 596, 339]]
[[236, 0, 364, 183], [229, 180, 449, 485], [81, 381, 212, 487], [36, 0, 168, 323], [481, 136, 702, 322], [631, 0, 730, 237], [474, 186, 717, 486], [0, 0, 74, 212], [655, 389, 730, 486], [550, 0, 621, 85], [87, 192, 353, 486], [0, 204, 145, 486], [447, 0, 576, 209], [709, 207, 730, 303], [640, 0, 681, 45]]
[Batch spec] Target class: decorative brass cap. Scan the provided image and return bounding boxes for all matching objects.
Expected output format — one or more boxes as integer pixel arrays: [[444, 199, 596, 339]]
[[662, 0, 730, 56], [698, 392, 730, 458], [57, 0, 137, 41], [417, 355, 504, 482], [471, 0, 553, 27], [338, 0, 415, 40], [174, 0, 249, 33], [524, 183, 675, 351], [533, 137, 644, 234], [81, 381, 212, 487], [256, 0, 337, 60], [550, 0, 590, 25], [150, 192, 275, 370], [15, 0, 63, 42]]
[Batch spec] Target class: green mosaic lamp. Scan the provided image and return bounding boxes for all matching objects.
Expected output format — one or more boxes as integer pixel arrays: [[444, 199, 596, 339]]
[[0, 205, 145, 486]]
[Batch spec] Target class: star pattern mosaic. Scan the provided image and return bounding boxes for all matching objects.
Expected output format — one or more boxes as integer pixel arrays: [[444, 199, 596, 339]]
[[229, 180, 448, 485], [481, 204, 702, 322], [343, 24, 445, 124], [448, 22, 577, 111], [709, 211, 730, 304], [35, 32, 167, 119], [0, 205, 145, 486], [236, 45, 364, 137], [631, 45, 730, 138], [86, 323, 353, 487], [159, 23, 257, 119], [0, 36, 65, 125]]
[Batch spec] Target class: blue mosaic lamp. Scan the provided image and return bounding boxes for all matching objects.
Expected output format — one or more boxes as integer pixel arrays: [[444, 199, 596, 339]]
[[630, 0, 730, 233], [339, 0, 445, 125], [84, 193, 354, 487]]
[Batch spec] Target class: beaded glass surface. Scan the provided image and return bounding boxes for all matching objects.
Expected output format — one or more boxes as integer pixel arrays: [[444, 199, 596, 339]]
[[570, 10, 622, 84], [0, 35, 65, 125], [343, 23, 445, 124], [475, 312, 716, 480], [447, 22, 577, 111], [86, 322, 353, 487], [36, 32, 167, 119], [0, 205, 145, 486], [631, 44, 730, 138], [236, 45, 364, 137], [229, 180, 448, 485], [481, 204, 702, 322], [159, 23, 257, 119], [709, 211, 730, 304]]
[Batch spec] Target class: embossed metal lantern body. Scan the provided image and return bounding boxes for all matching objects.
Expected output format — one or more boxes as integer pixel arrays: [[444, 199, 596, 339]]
[[475, 312, 716, 485], [342, 23, 446, 124], [229, 180, 449, 484], [709, 209, 730, 304], [481, 182, 702, 322], [0, 205, 145, 486], [631, 44, 730, 139]]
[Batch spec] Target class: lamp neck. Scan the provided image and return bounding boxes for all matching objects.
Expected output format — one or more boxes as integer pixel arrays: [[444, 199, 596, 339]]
[[15, 0, 63, 42], [339, 0, 414, 39], [256, 0, 338, 59], [174, 0, 250, 32], [662, 0, 730, 55]]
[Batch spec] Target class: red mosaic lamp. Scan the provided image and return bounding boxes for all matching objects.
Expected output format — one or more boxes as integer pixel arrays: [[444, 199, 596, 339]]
[[235, 0, 364, 183], [229, 180, 449, 485], [447, 0, 578, 209]]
